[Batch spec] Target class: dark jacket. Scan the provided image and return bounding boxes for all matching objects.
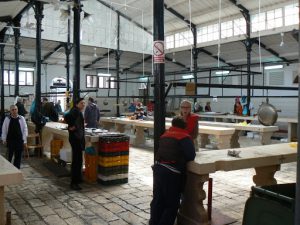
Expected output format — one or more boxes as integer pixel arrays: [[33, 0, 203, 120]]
[[16, 102, 27, 117], [42, 102, 59, 122], [84, 103, 100, 128], [66, 107, 85, 149], [156, 126, 195, 173]]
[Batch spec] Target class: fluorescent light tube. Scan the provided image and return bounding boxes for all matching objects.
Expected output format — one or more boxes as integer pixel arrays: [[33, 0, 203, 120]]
[[264, 65, 283, 70], [98, 73, 111, 77], [139, 77, 148, 82], [215, 71, 229, 75], [182, 74, 194, 79], [19, 67, 34, 71]]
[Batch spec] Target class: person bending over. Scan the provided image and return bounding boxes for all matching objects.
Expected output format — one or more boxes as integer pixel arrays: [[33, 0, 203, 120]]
[[149, 116, 196, 225]]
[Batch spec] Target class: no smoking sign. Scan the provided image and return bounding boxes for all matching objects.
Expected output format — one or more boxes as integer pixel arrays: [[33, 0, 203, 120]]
[[153, 41, 165, 64]]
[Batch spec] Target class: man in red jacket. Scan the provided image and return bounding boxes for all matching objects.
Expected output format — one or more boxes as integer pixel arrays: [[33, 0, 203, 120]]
[[149, 116, 196, 225]]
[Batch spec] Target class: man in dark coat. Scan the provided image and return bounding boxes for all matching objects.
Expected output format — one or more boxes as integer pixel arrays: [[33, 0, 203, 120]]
[[65, 98, 85, 190], [16, 98, 27, 117], [149, 116, 196, 225], [84, 97, 100, 128]]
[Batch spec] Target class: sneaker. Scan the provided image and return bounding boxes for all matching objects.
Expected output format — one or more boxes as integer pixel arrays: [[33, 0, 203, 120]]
[[70, 183, 82, 191]]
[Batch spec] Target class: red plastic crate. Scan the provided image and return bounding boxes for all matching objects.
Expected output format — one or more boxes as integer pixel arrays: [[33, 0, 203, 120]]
[[98, 141, 129, 153]]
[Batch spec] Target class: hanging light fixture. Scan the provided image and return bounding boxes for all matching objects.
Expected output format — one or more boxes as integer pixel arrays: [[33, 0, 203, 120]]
[[19, 49, 25, 57], [60, 9, 70, 20], [93, 47, 98, 58], [7, 35, 12, 43], [172, 52, 176, 62], [83, 11, 93, 23], [280, 32, 284, 47]]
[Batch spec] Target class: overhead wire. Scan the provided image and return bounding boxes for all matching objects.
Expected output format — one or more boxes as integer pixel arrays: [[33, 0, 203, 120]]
[[217, 0, 222, 67], [188, 0, 192, 72], [258, 0, 262, 72], [107, 1, 113, 75]]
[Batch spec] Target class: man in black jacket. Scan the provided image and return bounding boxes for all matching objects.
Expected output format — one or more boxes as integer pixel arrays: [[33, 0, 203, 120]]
[[149, 116, 196, 225], [65, 98, 85, 190]]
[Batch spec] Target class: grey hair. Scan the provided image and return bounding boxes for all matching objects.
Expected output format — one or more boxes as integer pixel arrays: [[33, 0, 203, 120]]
[[10, 105, 17, 110], [180, 99, 192, 107]]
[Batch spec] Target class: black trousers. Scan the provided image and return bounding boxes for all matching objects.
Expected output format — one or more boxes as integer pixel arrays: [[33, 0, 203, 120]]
[[7, 140, 23, 169], [149, 164, 183, 225], [69, 137, 84, 185]]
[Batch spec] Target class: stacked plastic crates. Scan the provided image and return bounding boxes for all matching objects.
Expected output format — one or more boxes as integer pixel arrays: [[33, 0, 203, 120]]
[[50, 139, 63, 159], [84, 146, 98, 183], [98, 134, 130, 185]]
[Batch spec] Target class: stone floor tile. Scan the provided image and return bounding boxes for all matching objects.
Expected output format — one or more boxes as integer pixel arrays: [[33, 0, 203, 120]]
[[43, 215, 68, 225], [65, 216, 86, 225], [1, 137, 296, 225], [34, 205, 56, 217]]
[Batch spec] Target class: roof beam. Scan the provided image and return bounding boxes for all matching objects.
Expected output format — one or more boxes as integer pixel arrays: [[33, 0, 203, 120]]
[[164, 3, 196, 30], [83, 49, 115, 69], [199, 48, 235, 67], [123, 55, 152, 72], [0, 16, 12, 22], [292, 29, 299, 42], [227, 0, 249, 15], [165, 56, 186, 68], [42, 43, 64, 62], [96, 0, 152, 35], [252, 39, 289, 63]]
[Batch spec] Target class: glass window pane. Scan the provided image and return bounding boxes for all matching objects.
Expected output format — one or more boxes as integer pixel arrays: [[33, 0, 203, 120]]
[[4, 70, 8, 85], [9, 71, 15, 85], [27, 72, 33, 85], [19, 71, 26, 85]]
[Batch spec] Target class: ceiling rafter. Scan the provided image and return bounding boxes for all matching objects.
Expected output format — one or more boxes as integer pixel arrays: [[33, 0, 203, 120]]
[[123, 55, 152, 72], [227, 0, 249, 15], [292, 29, 299, 42], [83, 49, 115, 69], [252, 39, 289, 63], [198, 48, 235, 67], [42, 42, 64, 63], [165, 56, 186, 68], [164, 3, 196, 30], [96, 0, 152, 35]]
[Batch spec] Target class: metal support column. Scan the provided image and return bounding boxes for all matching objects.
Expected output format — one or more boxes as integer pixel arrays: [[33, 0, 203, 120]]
[[33, 1, 44, 118], [72, 0, 81, 103], [0, 32, 5, 122], [65, 5, 71, 106], [115, 13, 120, 117], [13, 18, 21, 97], [243, 12, 252, 116], [295, 0, 300, 223], [153, 0, 165, 159]]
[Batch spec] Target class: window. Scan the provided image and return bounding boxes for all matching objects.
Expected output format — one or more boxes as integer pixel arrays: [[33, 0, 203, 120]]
[[174, 30, 192, 48], [19, 71, 34, 86], [251, 12, 266, 32], [233, 18, 246, 36], [86, 75, 98, 88], [197, 26, 208, 43], [268, 70, 284, 86], [207, 23, 219, 41], [285, 3, 299, 26], [221, 21, 233, 38], [266, 8, 283, 29], [3, 70, 33, 85], [98, 75, 115, 89], [165, 35, 174, 49]]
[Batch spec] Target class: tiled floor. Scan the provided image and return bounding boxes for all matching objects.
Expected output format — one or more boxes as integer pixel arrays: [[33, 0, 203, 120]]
[[1, 136, 296, 225]]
